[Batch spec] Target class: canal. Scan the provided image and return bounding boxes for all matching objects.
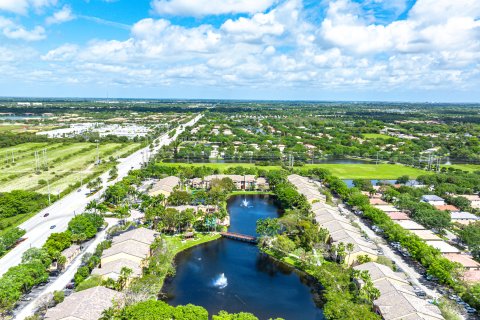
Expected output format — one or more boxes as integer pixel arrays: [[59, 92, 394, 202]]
[[162, 194, 324, 320]]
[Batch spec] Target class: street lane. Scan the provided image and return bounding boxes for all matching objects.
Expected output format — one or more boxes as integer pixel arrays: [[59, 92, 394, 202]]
[[0, 114, 202, 277]]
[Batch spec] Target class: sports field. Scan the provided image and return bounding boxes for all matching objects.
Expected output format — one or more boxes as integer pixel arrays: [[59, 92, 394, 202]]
[[362, 133, 395, 140], [158, 162, 426, 179], [0, 142, 140, 194], [441, 164, 480, 173]]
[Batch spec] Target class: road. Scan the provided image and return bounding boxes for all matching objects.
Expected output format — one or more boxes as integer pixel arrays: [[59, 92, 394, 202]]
[[0, 114, 202, 277], [13, 218, 117, 320], [338, 204, 439, 299]]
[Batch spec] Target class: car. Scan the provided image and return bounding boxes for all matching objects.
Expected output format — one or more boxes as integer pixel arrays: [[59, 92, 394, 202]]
[[43, 213, 50, 217], [50, 225, 56, 229], [77, 188, 81, 192], [465, 307, 477, 314], [66, 282, 75, 289]]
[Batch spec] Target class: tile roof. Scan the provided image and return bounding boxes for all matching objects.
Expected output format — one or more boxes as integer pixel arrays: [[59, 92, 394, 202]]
[[386, 211, 410, 220], [410, 230, 442, 241], [395, 220, 426, 230], [102, 241, 151, 259], [434, 205, 459, 212], [425, 241, 460, 253], [443, 253, 480, 269], [451, 211, 479, 220], [421, 195, 444, 202], [112, 227, 157, 246], [92, 259, 142, 280], [44, 286, 122, 320]]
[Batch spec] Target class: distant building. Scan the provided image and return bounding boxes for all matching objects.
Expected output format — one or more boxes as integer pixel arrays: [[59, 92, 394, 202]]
[[458, 194, 480, 209], [421, 195, 445, 206], [434, 204, 459, 212], [450, 211, 480, 225], [148, 176, 180, 197]]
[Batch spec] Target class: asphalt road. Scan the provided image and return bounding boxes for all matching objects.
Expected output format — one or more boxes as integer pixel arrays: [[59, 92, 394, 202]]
[[0, 114, 202, 277]]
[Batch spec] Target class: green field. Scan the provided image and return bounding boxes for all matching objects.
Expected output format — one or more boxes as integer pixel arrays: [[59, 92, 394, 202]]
[[441, 164, 480, 173], [303, 164, 426, 179], [1, 142, 140, 194], [158, 162, 427, 179], [362, 133, 395, 140]]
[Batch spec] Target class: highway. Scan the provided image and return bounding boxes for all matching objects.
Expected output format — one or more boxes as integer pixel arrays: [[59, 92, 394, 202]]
[[0, 114, 202, 277]]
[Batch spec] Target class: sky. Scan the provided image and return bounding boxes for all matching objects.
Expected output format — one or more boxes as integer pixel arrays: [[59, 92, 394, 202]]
[[0, 0, 479, 102]]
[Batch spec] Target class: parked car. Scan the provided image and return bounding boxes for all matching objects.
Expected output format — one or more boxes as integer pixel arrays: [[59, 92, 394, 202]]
[[66, 282, 74, 289], [50, 225, 56, 229], [465, 307, 477, 314], [43, 213, 50, 217]]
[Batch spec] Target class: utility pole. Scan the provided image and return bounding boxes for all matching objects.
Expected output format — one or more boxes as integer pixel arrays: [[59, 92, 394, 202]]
[[11, 151, 15, 163], [47, 179, 51, 205], [96, 141, 100, 165]]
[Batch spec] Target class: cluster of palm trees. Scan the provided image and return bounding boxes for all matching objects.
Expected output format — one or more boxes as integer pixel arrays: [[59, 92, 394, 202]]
[[86, 177, 102, 193]]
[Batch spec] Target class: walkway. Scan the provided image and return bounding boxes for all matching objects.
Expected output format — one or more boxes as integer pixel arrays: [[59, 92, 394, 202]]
[[220, 232, 257, 243]]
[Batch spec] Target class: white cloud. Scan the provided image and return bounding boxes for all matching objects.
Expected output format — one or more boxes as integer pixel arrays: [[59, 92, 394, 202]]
[[46, 5, 74, 25], [151, 0, 277, 16], [0, 0, 57, 15], [3, 0, 480, 98], [0, 16, 46, 41], [42, 43, 78, 61]]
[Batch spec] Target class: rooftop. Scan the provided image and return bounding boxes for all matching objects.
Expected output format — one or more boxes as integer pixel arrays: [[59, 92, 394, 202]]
[[443, 253, 480, 269], [386, 211, 410, 220], [395, 220, 426, 230], [112, 227, 157, 246], [44, 286, 122, 320], [421, 195, 444, 202], [426, 241, 460, 253]]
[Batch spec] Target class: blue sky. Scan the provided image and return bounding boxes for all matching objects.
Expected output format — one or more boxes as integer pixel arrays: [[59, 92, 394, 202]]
[[0, 0, 479, 102]]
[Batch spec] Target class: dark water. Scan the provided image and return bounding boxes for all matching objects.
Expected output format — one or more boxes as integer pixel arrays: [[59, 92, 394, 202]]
[[162, 195, 324, 320]]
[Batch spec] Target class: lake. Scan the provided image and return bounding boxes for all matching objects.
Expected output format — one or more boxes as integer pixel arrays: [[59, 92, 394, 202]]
[[162, 195, 324, 320]]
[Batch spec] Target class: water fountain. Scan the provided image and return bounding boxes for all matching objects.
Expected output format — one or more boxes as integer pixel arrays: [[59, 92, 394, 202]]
[[241, 198, 249, 207], [213, 273, 228, 289]]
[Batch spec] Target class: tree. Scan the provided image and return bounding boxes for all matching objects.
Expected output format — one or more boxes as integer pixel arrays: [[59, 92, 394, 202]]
[[22, 248, 52, 267], [256, 218, 280, 237], [53, 290, 65, 304], [68, 213, 104, 239], [396, 175, 410, 184], [116, 267, 133, 291], [167, 190, 192, 206], [352, 179, 373, 191], [272, 235, 296, 257]]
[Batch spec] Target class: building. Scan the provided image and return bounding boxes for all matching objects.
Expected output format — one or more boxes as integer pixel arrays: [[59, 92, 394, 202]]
[[93, 228, 157, 282], [312, 202, 378, 265], [421, 195, 445, 206], [148, 176, 180, 197], [60, 244, 81, 267], [354, 262, 444, 320], [458, 194, 480, 209], [410, 229, 442, 241], [395, 220, 426, 230], [450, 211, 480, 225], [44, 286, 123, 320], [373, 205, 400, 212], [443, 253, 480, 271], [369, 198, 388, 205], [287, 174, 326, 204], [386, 211, 410, 220], [426, 241, 460, 254], [434, 204, 459, 212], [203, 174, 256, 190]]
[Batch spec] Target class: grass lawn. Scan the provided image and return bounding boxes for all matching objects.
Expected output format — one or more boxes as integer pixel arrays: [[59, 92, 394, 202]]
[[159, 162, 426, 179], [302, 164, 426, 179], [0, 142, 140, 194], [362, 133, 395, 140], [441, 164, 480, 173], [166, 233, 221, 254]]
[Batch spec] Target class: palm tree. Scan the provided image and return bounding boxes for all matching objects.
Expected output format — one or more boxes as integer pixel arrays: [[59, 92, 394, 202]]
[[86, 200, 98, 214], [346, 243, 354, 265], [116, 267, 133, 291]]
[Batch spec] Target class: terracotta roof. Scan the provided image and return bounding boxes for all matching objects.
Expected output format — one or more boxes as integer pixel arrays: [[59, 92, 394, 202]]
[[386, 212, 410, 220], [374, 205, 400, 212], [463, 269, 480, 283], [370, 198, 388, 205], [443, 253, 480, 269], [434, 205, 459, 212]]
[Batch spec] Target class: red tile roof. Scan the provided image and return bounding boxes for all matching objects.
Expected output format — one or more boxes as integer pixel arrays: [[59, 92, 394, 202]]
[[434, 205, 459, 211]]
